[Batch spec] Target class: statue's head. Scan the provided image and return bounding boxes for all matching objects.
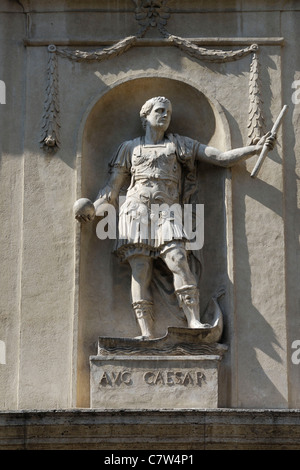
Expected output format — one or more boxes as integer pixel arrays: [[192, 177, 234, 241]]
[[140, 96, 172, 130]]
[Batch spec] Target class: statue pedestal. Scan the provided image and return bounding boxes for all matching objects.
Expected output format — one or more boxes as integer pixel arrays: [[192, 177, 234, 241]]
[[90, 328, 227, 409]]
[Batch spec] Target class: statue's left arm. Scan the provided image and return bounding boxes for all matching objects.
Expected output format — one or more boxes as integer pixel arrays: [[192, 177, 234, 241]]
[[195, 132, 276, 167]]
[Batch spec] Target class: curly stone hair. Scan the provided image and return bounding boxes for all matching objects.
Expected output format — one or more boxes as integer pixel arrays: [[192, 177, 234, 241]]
[[139, 96, 172, 129]]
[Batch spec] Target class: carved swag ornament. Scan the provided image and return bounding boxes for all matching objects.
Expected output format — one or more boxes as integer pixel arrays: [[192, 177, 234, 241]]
[[40, 0, 264, 152]]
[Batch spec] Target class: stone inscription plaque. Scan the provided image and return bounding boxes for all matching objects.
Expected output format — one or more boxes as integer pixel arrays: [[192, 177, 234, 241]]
[[90, 355, 221, 409]]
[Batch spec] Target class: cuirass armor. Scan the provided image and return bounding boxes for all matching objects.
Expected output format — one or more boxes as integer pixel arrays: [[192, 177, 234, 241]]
[[127, 139, 181, 206], [115, 136, 190, 260]]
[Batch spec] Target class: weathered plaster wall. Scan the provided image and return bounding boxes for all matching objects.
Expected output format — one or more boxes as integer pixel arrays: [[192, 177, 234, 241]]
[[0, 0, 299, 410], [0, 1, 27, 410]]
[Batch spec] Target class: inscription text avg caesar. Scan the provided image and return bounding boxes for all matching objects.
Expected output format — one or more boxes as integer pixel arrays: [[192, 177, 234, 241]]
[[98, 369, 206, 387]]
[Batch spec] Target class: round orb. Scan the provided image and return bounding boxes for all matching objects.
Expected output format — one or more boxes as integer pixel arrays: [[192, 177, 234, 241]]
[[73, 198, 96, 218]]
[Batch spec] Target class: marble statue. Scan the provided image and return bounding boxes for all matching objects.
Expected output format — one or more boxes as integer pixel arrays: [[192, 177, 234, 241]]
[[74, 96, 276, 339]]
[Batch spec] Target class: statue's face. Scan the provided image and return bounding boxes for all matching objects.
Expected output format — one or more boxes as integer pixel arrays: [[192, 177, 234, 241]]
[[145, 101, 172, 132]]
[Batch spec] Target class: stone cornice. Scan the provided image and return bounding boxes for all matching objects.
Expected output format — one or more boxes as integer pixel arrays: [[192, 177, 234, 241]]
[[1, 408, 300, 449], [24, 37, 285, 47]]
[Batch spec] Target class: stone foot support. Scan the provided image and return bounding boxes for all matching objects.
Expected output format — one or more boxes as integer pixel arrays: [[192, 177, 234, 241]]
[[175, 285, 210, 329], [132, 300, 155, 339]]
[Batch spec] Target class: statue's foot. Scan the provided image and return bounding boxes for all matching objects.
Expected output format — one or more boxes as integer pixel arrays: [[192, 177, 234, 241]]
[[188, 319, 211, 329], [134, 334, 155, 340]]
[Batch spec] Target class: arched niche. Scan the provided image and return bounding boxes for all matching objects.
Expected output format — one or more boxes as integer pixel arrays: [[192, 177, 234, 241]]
[[75, 76, 232, 407]]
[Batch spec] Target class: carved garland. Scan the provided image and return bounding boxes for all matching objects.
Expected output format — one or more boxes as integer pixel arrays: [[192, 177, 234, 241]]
[[40, 1, 265, 151], [40, 45, 61, 152], [248, 51, 266, 144]]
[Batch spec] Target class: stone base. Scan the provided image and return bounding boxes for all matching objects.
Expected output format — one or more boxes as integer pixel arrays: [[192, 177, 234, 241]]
[[90, 354, 223, 409], [90, 327, 227, 410]]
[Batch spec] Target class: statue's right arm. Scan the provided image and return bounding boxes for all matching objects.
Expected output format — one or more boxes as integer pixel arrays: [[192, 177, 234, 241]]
[[93, 167, 128, 210], [74, 147, 130, 223], [94, 140, 132, 209], [74, 168, 126, 224]]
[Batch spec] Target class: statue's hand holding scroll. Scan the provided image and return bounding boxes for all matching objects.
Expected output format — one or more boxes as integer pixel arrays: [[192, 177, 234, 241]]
[[254, 131, 277, 153], [251, 104, 287, 178]]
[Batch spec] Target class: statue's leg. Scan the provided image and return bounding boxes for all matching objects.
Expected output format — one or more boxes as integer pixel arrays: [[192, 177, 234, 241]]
[[128, 255, 154, 339], [162, 246, 209, 329]]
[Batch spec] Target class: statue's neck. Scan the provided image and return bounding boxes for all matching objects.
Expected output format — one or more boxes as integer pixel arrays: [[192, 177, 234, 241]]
[[144, 126, 165, 145]]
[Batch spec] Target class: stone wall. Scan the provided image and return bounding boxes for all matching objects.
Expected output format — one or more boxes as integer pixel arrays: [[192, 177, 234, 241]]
[[0, 0, 299, 412]]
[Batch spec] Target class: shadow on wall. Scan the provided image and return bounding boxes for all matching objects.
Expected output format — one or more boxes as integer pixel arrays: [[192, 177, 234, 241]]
[[218, 97, 290, 407], [232, 163, 287, 407]]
